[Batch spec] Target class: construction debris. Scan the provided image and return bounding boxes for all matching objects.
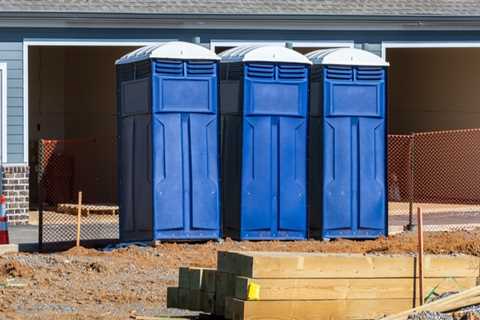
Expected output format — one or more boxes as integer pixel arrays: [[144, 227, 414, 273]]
[[0, 278, 27, 288], [405, 306, 480, 320], [383, 286, 480, 320]]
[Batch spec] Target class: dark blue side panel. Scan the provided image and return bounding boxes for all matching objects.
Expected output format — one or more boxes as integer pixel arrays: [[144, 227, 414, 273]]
[[322, 66, 387, 239], [307, 68, 324, 237], [119, 115, 153, 241], [120, 79, 151, 116], [152, 60, 220, 240], [239, 63, 308, 240]]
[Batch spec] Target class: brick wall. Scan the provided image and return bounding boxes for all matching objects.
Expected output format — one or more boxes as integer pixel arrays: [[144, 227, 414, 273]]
[[1, 165, 29, 224]]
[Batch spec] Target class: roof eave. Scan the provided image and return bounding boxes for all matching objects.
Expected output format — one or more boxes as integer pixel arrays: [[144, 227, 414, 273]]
[[1, 11, 480, 21], [1, 12, 480, 30]]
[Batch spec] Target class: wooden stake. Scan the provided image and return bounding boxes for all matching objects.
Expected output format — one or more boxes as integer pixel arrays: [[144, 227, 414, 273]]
[[76, 191, 82, 248], [417, 207, 424, 305]]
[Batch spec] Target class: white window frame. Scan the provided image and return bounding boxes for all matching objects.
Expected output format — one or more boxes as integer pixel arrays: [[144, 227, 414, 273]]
[[21, 39, 171, 165], [209, 40, 354, 52], [381, 41, 480, 60], [0, 62, 7, 164]]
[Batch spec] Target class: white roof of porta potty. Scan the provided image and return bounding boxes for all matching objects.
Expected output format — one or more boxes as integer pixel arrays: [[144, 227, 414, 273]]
[[116, 41, 220, 65], [219, 45, 312, 65], [306, 48, 389, 67]]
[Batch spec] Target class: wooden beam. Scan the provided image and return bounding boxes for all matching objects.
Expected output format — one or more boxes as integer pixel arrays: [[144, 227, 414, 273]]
[[215, 271, 237, 316], [228, 298, 420, 320], [188, 288, 202, 311], [178, 267, 190, 289], [178, 267, 215, 290], [234, 277, 478, 301], [218, 252, 480, 279], [224, 296, 235, 320], [200, 291, 215, 314], [76, 191, 82, 248], [201, 269, 217, 293], [177, 288, 190, 310], [417, 207, 425, 305], [166, 287, 178, 309], [188, 268, 212, 290]]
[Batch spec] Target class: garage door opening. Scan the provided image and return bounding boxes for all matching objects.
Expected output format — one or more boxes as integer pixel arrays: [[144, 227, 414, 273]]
[[387, 47, 480, 232], [28, 45, 140, 247], [388, 48, 480, 133]]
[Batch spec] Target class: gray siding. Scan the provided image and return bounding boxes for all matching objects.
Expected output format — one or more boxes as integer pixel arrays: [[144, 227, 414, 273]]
[[0, 42, 23, 163]]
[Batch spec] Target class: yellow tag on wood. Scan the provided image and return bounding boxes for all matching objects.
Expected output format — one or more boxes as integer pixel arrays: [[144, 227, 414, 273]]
[[247, 282, 260, 300]]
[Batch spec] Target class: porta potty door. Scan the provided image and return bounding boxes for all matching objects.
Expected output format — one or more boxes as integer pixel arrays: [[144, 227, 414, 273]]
[[322, 66, 386, 238], [241, 63, 308, 239], [151, 60, 220, 239]]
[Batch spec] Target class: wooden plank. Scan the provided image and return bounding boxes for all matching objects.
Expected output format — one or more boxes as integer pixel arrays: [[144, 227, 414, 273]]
[[57, 203, 119, 216], [177, 288, 190, 310], [178, 267, 215, 290], [224, 297, 235, 320], [174, 287, 203, 311], [229, 298, 420, 320], [218, 252, 480, 279], [189, 289, 202, 311], [76, 191, 82, 248], [417, 207, 425, 305], [215, 271, 237, 316], [201, 269, 217, 293], [190, 268, 215, 290], [234, 277, 478, 301], [200, 291, 215, 314], [166, 287, 179, 309], [382, 285, 480, 320], [178, 267, 191, 289], [189, 268, 203, 290]]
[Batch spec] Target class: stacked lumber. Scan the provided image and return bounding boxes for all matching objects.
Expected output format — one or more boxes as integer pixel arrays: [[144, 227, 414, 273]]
[[57, 203, 119, 216], [167, 267, 217, 313], [167, 252, 480, 320]]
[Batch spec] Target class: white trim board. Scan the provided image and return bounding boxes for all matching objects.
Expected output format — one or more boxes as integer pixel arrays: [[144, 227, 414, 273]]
[[210, 40, 354, 52], [0, 63, 7, 164], [381, 41, 480, 59], [24, 40, 166, 47], [21, 39, 172, 165], [4, 18, 480, 31]]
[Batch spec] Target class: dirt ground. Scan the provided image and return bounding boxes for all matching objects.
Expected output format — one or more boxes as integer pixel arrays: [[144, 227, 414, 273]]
[[1, 230, 480, 320]]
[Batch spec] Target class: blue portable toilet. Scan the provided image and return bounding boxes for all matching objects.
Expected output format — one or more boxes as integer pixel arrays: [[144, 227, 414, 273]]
[[219, 45, 312, 240], [116, 41, 221, 241], [306, 48, 389, 239]]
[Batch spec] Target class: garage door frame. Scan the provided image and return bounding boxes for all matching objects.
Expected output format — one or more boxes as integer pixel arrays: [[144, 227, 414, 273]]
[[21, 39, 172, 165]]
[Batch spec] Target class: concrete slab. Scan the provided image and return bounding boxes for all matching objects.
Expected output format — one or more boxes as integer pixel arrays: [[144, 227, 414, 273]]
[[0, 243, 18, 254], [8, 224, 38, 252], [8, 224, 38, 244]]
